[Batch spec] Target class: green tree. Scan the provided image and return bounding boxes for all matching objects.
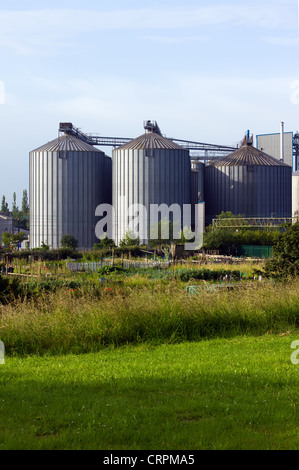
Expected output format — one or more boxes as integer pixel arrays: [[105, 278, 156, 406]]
[[94, 236, 116, 249], [1, 196, 9, 214], [119, 231, 140, 247], [12, 193, 17, 213], [21, 190, 29, 216], [60, 234, 79, 251], [2, 232, 26, 249], [264, 222, 299, 279]]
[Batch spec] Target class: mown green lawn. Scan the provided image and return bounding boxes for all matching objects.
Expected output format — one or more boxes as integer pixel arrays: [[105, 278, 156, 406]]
[[1, 334, 299, 450]]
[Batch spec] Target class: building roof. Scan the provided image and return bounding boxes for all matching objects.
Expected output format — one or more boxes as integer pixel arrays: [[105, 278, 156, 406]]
[[209, 142, 291, 167], [0, 212, 12, 220], [31, 134, 103, 153], [116, 131, 185, 151]]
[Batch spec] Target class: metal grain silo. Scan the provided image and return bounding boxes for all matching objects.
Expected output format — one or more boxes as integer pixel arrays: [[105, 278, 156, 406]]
[[30, 134, 112, 250], [112, 123, 191, 245], [292, 170, 299, 218], [204, 139, 292, 225]]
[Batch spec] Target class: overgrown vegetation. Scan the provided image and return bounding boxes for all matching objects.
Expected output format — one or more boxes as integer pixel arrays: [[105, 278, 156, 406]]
[[264, 222, 299, 279], [203, 211, 283, 255], [0, 275, 298, 356]]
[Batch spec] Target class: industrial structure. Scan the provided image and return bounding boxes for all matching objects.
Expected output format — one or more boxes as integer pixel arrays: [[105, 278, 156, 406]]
[[256, 122, 299, 171], [112, 127, 192, 245], [293, 170, 299, 218], [29, 134, 112, 250], [29, 121, 296, 250], [0, 213, 14, 246], [204, 133, 292, 225]]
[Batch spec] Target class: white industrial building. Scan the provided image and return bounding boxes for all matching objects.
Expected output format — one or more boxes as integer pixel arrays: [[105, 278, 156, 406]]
[[0, 213, 14, 246]]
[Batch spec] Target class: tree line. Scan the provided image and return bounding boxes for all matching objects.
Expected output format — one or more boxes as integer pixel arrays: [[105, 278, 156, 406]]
[[1, 190, 29, 230]]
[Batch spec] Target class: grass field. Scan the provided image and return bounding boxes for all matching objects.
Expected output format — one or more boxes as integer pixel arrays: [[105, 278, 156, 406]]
[[1, 262, 299, 450], [1, 334, 299, 450]]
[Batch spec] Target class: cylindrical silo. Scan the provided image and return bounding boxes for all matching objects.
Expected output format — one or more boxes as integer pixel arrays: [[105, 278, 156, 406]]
[[30, 134, 112, 250], [204, 139, 292, 225], [112, 127, 191, 245], [292, 170, 299, 218]]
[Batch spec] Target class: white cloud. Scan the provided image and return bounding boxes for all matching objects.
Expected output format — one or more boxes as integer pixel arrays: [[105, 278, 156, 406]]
[[0, 4, 295, 55], [263, 36, 299, 46], [142, 35, 211, 44]]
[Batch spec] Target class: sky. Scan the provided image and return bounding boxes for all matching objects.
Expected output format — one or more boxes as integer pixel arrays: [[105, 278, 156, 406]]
[[1, 0, 299, 207]]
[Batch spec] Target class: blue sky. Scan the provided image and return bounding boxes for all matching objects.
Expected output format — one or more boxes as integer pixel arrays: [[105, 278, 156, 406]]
[[1, 0, 299, 206]]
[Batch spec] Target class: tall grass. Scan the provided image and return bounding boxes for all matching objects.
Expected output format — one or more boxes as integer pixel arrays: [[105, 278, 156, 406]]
[[0, 279, 298, 356]]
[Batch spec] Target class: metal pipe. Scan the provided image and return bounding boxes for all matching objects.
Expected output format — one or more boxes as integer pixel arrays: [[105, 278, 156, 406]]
[[280, 121, 285, 162]]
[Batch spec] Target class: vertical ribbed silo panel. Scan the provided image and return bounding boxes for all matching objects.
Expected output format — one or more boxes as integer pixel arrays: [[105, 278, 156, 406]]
[[274, 167, 279, 218], [43, 152, 48, 246], [174, 150, 179, 206], [281, 167, 286, 217], [116, 150, 121, 244], [47, 152, 52, 247], [144, 149, 150, 226], [84, 151, 89, 248], [125, 149, 130, 239], [239, 166, 243, 216], [216, 167, 220, 220], [114, 150, 119, 244], [52, 153, 58, 249], [112, 151, 116, 242], [133, 149, 138, 207], [224, 167, 230, 215], [269, 167, 274, 217], [37, 152, 42, 246], [130, 149, 134, 216], [120, 150, 125, 241], [287, 167, 292, 216], [37, 152, 42, 247], [268, 166, 274, 217], [258, 166, 264, 217], [79, 152, 84, 248], [29, 153, 33, 248], [170, 150, 175, 206], [204, 167, 210, 222], [68, 152, 74, 245], [120, 150, 125, 242], [35, 152, 40, 247], [245, 166, 251, 217], [233, 166, 237, 215], [151, 149, 156, 207], [215, 168, 220, 218], [34, 152, 37, 247], [118, 150, 123, 244], [87, 153, 93, 249], [57, 153, 61, 247], [255, 167, 260, 217], [159, 149, 164, 206], [283, 168, 287, 217], [62, 153, 68, 245], [174, 150, 178, 205]]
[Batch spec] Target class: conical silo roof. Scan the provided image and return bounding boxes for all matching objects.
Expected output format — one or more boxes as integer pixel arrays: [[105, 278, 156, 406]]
[[31, 134, 103, 153], [209, 142, 291, 167], [116, 131, 184, 151]]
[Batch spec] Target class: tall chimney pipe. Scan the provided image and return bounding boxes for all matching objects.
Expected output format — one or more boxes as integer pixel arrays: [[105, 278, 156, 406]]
[[280, 121, 284, 162]]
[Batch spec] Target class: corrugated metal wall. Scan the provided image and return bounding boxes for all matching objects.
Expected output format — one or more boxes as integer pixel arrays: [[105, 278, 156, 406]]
[[204, 164, 292, 224], [30, 142, 112, 250], [292, 172, 299, 217], [112, 146, 191, 245]]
